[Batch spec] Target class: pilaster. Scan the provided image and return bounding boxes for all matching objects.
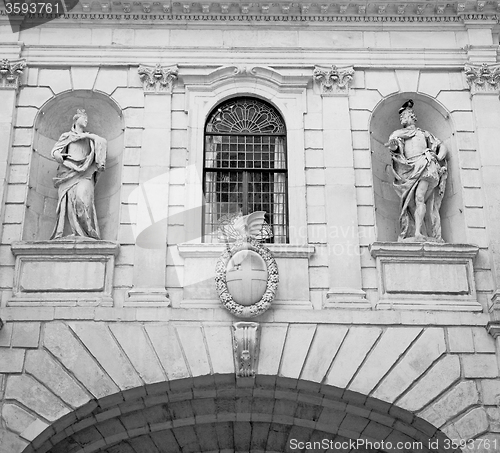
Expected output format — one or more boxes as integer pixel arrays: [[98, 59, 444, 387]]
[[126, 64, 178, 306], [314, 65, 370, 309], [465, 63, 500, 310], [0, 57, 25, 270]]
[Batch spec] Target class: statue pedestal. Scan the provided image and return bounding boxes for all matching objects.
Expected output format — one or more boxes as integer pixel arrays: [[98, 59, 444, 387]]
[[9, 238, 119, 306], [369, 242, 482, 311]]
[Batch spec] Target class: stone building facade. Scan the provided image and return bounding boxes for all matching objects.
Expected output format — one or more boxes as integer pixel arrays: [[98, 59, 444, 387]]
[[1, 1, 500, 452]]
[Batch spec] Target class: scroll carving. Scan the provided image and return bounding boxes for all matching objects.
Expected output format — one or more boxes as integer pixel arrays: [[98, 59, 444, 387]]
[[313, 64, 354, 96], [138, 63, 179, 94], [0, 59, 26, 90], [232, 322, 260, 378], [464, 63, 500, 93]]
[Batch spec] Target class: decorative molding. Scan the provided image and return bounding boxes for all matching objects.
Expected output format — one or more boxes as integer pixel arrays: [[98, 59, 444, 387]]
[[464, 63, 500, 94], [489, 290, 500, 338], [0, 58, 26, 90], [138, 63, 178, 94], [313, 64, 354, 96], [232, 321, 260, 379], [182, 65, 311, 93], [325, 287, 371, 309], [126, 287, 170, 306], [487, 321, 500, 339], [177, 243, 315, 259], [369, 242, 481, 311], [3, 1, 500, 21]]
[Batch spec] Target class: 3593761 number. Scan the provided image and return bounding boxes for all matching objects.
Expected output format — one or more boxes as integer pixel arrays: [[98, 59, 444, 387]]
[[5, 2, 60, 14], [444, 438, 498, 451]]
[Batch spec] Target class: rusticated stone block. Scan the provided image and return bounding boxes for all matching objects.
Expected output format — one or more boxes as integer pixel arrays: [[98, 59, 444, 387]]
[[2, 403, 36, 434], [5, 375, 69, 422], [0, 429, 29, 453], [325, 327, 381, 389], [44, 322, 119, 398], [453, 407, 489, 440], [11, 322, 40, 348], [373, 328, 446, 403], [0, 348, 25, 373], [462, 354, 498, 378], [70, 323, 142, 390], [419, 380, 479, 428], [398, 355, 461, 412], [109, 324, 165, 384], [25, 350, 90, 408]]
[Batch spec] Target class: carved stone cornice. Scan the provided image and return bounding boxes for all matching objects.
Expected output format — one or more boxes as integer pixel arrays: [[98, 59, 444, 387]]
[[313, 65, 354, 96], [232, 322, 260, 379], [3, 1, 500, 22], [0, 58, 26, 90], [464, 63, 500, 94], [138, 63, 178, 94]]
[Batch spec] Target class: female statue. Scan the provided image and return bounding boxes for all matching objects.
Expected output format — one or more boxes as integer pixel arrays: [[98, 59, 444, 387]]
[[50, 109, 107, 239]]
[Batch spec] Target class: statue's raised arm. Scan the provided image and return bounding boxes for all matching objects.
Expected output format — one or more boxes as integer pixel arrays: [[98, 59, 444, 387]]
[[384, 100, 448, 242], [50, 109, 107, 240]]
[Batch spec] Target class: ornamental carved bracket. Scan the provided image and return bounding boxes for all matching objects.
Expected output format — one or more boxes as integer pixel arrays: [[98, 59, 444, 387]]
[[0, 59, 26, 90], [313, 65, 354, 96], [488, 291, 500, 339], [138, 63, 178, 94], [464, 63, 500, 94], [232, 322, 260, 379]]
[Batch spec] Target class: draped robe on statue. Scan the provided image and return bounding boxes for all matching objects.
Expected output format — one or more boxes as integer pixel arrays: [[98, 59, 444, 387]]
[[50, 130, 107, 239], [388, 127, 447, 241]]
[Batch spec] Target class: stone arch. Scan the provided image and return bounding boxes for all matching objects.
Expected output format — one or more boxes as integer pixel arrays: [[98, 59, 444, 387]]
[[23, 375, 449, 453], [369, 92, 466, 243], [2, 320, 497, 452], [24, 90, 124, 241]]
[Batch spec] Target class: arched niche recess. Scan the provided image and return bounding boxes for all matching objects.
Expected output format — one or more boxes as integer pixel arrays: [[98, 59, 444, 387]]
[[24, 90, 124, 241], [370, 93, 466, 243]]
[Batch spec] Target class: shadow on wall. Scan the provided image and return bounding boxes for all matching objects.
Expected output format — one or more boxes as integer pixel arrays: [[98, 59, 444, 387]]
[[24, 90, 124, 241], [370, 92, 466, 243]]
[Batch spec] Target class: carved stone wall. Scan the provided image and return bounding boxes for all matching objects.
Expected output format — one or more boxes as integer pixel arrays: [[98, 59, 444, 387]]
[[0, 318, 498, 452]]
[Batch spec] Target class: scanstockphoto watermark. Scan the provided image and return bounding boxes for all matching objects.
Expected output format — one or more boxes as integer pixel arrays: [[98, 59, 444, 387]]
[[290, 437, 500, 452], [289, 439, 425, 451]]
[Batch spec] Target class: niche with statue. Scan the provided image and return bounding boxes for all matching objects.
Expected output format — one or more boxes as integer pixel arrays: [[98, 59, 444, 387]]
[[10, 91, 123, 306], [368, 93, 480, 311]]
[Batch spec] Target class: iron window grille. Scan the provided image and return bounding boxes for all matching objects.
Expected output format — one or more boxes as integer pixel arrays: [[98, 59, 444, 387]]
[[203, 97, 288, 243]]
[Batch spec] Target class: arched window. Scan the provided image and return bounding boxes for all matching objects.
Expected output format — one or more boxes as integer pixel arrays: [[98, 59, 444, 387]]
[[203, 97, 288, 243]]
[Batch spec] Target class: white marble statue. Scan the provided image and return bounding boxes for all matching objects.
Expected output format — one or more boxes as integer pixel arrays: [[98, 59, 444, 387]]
[[385, 100, 448, 242], [50, 109, 107, 239]]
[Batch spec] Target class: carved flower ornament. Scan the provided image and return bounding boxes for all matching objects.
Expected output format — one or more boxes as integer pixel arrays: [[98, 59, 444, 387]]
[[215, 211, 279, 318]]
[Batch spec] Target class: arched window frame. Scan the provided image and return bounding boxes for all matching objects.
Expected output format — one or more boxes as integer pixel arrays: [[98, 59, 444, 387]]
[[181, 66, 309, 247], [202, 97, 288, 243]]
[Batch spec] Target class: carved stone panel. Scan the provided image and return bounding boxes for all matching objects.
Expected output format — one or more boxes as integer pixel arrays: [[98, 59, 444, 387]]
[[10, 239, 119, 306], [370, 242, 481, 311], [232, 321, 260, 379]]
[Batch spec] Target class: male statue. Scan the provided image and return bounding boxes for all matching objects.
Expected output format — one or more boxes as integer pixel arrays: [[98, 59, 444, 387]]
[[50, 109, 107, 239], [385, 100, 448, 242]]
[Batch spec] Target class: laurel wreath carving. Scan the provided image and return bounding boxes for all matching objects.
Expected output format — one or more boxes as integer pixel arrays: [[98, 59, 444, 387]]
[[215, 239, 279, 318]]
